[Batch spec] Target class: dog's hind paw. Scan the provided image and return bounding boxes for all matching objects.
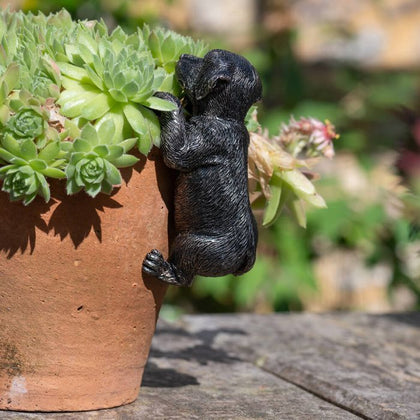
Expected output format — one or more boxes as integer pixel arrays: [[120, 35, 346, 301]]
[[142, 249, 179, 285], [142, 249, 166, 277], [142, 249, 194, 287]]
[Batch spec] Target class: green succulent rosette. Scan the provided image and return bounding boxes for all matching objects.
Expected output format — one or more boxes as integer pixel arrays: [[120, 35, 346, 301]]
[[57, 25, 179, 154], [142, 25, 208, 94], [0, 134, 66, 204], [1, 164, 49, 205], [6, 108, 45, 139], [63, 122, 138, 197], [66, 153, 118, 198]]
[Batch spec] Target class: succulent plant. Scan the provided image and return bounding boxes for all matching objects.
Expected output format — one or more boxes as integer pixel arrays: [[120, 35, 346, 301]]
[[56, 25, 178, 154], [0, 9, 336, 231], [0, 9, 208, 204], [142, 25, 208, 94], [6, 107, 45, 139], [0, 134, 66, 204], [64, 121, 138, 197]]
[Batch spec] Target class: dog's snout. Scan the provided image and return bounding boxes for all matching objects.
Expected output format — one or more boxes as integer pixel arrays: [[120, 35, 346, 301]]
[[178, 54, 202, 67], [176, 54, 204, 96]]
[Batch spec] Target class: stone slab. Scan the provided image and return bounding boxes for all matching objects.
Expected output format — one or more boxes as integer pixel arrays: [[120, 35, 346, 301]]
[[181, 312, 420, 420], [0, 315, 365, 419]]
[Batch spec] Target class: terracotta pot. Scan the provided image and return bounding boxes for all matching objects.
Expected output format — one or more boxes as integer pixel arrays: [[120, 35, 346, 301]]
[[0, 149, 171, 412]]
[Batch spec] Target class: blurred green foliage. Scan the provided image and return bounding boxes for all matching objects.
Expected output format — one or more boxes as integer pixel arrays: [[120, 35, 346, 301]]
[[15, 0, 420, 314], [166, 29, 420, 314]]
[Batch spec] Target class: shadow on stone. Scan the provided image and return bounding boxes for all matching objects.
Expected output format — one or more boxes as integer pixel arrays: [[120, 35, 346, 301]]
[[151, 326, 247, 365], [382, 312, 420, 328], [142, 361, 199, 388], [142, 326, 246, 388]]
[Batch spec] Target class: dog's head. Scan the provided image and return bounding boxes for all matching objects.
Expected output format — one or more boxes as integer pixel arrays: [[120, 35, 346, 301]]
[[176, 49, 262, 120]]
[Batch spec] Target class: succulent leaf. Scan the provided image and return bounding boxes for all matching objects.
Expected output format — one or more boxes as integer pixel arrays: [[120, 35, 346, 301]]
[[59, 91, 97, 118], [290, 196, 307, 228], [80, 93, 112, 120], [30, 159, 47, 171], [138, 106, 161, 148], [2, 62, 19, 92], [0, 147, 15, 163], [84, 65, 105, 90], [85, 182, 102, 197], [93, 144, 109, 158], [73, 138, 91, 153], [123, 103, 146, 135], [138, 133, 152, 156], [41, 167, 66, 178], [95, 109, 124, 144], [0, 104, 8, 124], [106, 145, 124, 160], [2, 133, 21, 156], [279, 169, 326, 208], [38, 141, 60, 163], [122, 81, 139, 98], [262, 179, 283, 227], [78, 43, 94, 65], [143, 96, 178, 112], [58, 62, 90, 83], [111, 154, 139, 168], [80, 123, 99, 145], [97, 118, 116, 145], [119, 137, 137, 153], [104, 159, 121, 185], [100, 179, 113, 194], [109, 88, 128, 103], [19, 139, 37, 160], [36, 169, 51, 202]]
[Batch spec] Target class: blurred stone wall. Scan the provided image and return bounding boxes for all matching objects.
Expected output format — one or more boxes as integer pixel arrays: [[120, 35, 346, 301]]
[[166, 0, 420, 69], [128, 0, 259, 48], [188, 0, 257, 47], [264, 0, 420, 69]]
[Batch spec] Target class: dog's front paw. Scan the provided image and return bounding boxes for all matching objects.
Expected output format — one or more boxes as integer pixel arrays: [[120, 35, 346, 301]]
[[154, 91, 181, 108]]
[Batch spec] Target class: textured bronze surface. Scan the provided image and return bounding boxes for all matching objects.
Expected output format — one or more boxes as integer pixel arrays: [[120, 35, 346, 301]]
[[143, 49, 262, 286]]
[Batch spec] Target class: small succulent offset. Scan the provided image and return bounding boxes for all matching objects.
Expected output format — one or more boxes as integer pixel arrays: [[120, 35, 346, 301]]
[[0, 9, 208, 204], [64, 121, 138, 197], [247, 110, 339, 227], [142, 25, 208, 94]]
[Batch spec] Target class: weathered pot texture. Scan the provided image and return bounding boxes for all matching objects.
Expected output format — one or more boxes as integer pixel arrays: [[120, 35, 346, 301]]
[[0, 149, 171, 412]]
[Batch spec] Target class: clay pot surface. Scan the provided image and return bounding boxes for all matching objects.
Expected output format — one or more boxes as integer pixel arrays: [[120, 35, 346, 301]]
[[0, 150, 171, 411]]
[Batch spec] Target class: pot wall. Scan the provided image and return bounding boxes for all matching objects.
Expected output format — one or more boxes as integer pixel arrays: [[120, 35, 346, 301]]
[[0, 150, 171, 411]]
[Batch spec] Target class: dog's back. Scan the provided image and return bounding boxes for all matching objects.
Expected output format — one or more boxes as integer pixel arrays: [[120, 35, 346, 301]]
[[174, 116, 257, 276]]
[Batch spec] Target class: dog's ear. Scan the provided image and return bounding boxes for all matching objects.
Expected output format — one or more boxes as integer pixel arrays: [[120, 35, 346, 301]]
[[195, 70, 232, 100]]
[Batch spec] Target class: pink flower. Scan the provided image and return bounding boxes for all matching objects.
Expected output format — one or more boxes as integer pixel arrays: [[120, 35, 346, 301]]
[[278, 116, 339, 159]]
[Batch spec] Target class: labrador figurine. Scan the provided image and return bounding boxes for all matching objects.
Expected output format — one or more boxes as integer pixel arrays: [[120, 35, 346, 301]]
[[142, 49, 262, 287]]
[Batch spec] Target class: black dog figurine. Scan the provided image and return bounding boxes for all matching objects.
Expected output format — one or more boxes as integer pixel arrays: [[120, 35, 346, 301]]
[[142, 49, 262, 287]]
